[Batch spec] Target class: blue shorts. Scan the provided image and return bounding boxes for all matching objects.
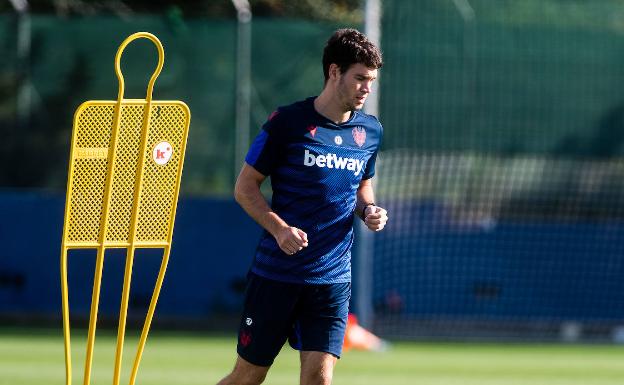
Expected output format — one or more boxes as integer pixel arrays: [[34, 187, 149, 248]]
[[236, 272, 351, 367]]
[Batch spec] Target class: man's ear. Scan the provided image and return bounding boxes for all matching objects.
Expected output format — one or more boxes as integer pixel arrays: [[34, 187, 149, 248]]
[[328, 63, 340, 81]]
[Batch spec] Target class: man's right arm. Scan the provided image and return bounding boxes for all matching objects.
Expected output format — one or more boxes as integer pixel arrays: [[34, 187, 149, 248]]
[[234, 163, 308, 255]]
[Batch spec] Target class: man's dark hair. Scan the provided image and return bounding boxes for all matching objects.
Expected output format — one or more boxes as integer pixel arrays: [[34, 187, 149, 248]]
[[322, 28, 383, 82]]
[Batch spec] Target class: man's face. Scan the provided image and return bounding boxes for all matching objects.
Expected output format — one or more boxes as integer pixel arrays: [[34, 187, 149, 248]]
[[336, 63, 378, 112]]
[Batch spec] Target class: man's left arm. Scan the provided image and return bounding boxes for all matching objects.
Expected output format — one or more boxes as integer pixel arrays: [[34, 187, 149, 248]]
[[356, 178, 388, 231]]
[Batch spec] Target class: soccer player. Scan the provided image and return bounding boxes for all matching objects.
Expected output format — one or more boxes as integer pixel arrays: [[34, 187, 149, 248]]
[[217, 28, 387, 385]]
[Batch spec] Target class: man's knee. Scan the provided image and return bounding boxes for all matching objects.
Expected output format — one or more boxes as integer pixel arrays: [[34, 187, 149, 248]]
[[301, 369, 333, 385], [218, 371, 267, 385], [217, 356, 269, 385], [300, 351, 337, 385]]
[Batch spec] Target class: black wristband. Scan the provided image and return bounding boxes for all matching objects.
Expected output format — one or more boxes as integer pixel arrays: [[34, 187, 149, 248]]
[[361, 202, 376, 220]]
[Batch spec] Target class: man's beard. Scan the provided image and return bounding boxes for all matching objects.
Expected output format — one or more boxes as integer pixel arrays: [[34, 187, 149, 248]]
[[338, 80, 359, 112], [342, 94, 363, 112], [346, 98, 364, 112]]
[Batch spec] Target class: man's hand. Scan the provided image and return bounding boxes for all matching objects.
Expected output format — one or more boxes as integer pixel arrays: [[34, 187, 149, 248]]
[[274, 226, 309, 255], [364, 205, 388, 231]]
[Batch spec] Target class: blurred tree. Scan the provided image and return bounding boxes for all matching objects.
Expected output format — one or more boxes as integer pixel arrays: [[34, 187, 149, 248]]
[[0, 0, 363, 190], [0, 0, 362, 22]]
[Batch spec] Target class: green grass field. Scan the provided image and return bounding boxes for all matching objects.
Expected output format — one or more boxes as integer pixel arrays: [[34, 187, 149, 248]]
[[2, 328, 624, 385]]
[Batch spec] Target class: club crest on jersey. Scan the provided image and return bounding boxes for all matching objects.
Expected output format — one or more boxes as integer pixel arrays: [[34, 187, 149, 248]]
[[352, 126, 366, 147]]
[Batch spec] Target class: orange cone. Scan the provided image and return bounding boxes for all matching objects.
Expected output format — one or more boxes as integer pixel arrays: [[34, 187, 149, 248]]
[[343, 314, 389, 352]]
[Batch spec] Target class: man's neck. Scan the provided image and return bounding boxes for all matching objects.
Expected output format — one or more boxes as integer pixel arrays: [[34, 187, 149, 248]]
[[314, 91, 351, 124]]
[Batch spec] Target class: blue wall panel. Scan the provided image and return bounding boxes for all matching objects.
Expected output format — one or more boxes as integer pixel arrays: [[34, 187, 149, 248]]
[[373, 201, 624, 321], [4, 193, 624, 324]]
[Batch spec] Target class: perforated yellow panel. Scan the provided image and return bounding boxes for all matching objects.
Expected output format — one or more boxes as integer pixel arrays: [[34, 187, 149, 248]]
[[64, 102, 188, 246]]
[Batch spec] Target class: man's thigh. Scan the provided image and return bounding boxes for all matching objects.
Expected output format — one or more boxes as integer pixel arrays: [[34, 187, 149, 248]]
[[237, 273, 302, 366], [289, 282, 351, 358]]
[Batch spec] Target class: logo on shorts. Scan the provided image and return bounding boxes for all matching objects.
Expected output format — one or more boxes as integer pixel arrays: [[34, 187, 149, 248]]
[[245, 317, 253, 326], [240, 330, 252, 347]]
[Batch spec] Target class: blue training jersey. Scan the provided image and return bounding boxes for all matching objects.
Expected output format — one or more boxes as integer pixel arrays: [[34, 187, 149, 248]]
[[245, 96, 383, 284]]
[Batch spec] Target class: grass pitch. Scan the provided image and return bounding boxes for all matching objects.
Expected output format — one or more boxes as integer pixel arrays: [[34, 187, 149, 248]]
[[1, 328, 624, 385]]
